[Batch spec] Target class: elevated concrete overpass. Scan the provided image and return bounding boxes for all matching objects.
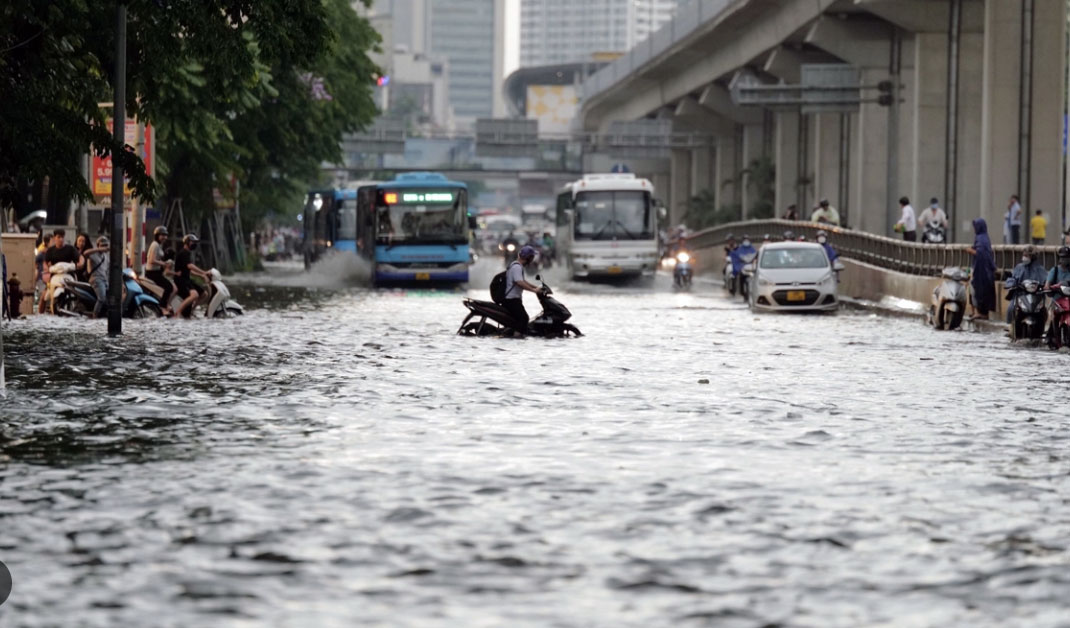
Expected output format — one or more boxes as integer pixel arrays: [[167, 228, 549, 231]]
[[581, 0, 1068, 242]]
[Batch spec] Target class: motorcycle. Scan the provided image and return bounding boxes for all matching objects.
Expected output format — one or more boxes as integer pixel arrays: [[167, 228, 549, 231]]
[[928, 267, 968, 330], [50, 262, 98, 316], [1006, 278, 1047, 342], [729, 251, 757, 300], [923, 223, 947, 244], [673, 251, 693, 289], [138, 268, 243, 318], [499, 242, 519, 266], [1045, 283, 1070, 349], [458, 274, 582, 338], [123, 269, 164, 318]]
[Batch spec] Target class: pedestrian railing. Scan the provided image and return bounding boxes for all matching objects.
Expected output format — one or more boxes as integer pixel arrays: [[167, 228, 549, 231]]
[[685, 219, 1059, 278]]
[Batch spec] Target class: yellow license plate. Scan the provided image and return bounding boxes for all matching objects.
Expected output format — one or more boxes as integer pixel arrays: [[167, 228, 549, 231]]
[[607, 266, 623, 274], [415, 272, 431, 280], [786, 290, 806, 301]]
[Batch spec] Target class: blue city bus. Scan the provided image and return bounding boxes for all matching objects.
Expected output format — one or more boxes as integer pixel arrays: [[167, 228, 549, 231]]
[[357, 173, 472, 284], [302, 184, 381, 269]]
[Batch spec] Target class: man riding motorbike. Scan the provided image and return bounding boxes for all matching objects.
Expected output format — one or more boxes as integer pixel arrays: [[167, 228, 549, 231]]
[[816, 230, 838, 265], [1043, 246, 1070, 336], [503, 245, 544, 334], [1007, 244, 1047, 324], [729, 235, 757, 297]]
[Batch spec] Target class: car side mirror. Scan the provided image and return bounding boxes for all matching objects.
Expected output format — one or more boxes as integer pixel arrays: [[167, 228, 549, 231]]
[[833, 260, 845, 272]]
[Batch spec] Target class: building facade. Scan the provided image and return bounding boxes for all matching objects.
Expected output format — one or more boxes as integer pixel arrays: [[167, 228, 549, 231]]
[[519, 0, 684, 68]]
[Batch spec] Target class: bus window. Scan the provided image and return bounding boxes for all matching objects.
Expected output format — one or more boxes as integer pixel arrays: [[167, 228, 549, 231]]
[[338, 201, 357, 241]]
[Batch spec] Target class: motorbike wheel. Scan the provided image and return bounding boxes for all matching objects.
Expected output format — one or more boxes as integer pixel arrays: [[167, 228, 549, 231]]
[[1061, 326, 1070, 350], [133, 303, 163, 319], [561, 323, 582, 337], [948, 309, 963, 330], [54, 293, 79, 317]]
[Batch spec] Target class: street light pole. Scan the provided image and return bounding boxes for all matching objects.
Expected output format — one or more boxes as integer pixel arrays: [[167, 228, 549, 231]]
[[108, 4, 127, 336]]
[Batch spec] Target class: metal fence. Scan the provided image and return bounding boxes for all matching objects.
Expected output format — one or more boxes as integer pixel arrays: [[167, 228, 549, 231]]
[[685, 219, 1060, 278]]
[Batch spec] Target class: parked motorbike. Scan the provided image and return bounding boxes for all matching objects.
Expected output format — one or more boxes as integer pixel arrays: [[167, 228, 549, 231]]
[[1005, 278, 1047, 342], [928, 267, 968, 330], [458, 275, 581, 337], [673, 251, 693, 289], [1045, 283, 1070, 349], [923, 223, 947, 244], [50, 262, 98, 316]]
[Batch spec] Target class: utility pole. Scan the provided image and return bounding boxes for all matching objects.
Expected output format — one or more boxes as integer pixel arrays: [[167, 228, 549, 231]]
[[108, 4, 126, 337]]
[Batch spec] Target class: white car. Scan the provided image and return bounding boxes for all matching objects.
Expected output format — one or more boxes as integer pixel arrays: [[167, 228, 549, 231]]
[[748, 242, 843, 312]]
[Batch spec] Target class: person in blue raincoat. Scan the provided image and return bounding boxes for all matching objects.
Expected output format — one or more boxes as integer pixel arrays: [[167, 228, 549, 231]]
[[1005, 244, 1047, 323], [729, 235, 757, 297], [816, 230, 838, 264], [967, 218, 996, 320]]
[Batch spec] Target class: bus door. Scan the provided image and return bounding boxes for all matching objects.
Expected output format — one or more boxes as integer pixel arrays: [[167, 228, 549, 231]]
[[356, 185, 377, 260]]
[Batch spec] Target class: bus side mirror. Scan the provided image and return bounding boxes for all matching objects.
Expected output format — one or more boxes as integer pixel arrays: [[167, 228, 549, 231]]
[[468, 215, 478, 230], [657, 206, 668, 220]]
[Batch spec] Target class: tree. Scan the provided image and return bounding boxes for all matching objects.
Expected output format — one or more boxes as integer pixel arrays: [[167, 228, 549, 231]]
[[0, 0, 380, 229]]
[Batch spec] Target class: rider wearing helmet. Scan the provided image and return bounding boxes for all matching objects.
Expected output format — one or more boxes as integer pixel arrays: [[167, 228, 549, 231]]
[[503, 244, 543, 333], [1044, 246, 1070, 291], [174, 234, 211, 318], [816, 229, 839, 264], [145, 226, 175, 315]]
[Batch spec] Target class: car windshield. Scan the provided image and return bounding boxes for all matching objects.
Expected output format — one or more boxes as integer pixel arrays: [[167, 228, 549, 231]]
[[760, 248, 829, 269], [376, 189, 467, 244], [573, 191, 653, 240]]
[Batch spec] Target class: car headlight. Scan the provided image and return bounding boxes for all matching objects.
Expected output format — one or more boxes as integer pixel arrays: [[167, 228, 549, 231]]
[[758, 277, 774, 286], [818, 272, 834, 284]]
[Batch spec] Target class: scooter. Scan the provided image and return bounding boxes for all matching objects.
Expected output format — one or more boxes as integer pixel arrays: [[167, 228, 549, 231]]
[[673, 251, 693, 289], [50, 262, 98, 316], [923, 223, 947, 244], [458, 275, 582, 338], [729, 251, 757, 300], [1006, 278, 1047, 342], [1045, 283, 1070, 349], [499, 242, 518, 267], [203, 268, 244, 318], [122, 269, 164, 318], [928, 267, 968, 330]]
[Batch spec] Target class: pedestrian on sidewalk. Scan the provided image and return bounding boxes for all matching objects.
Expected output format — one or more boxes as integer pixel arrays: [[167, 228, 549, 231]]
[[1008, 195, 1023, 244], [1030, 209, 1047, 245], [967, 217, 996, 320], [895, 197, 917, 242], [782, 204, 798, 221]]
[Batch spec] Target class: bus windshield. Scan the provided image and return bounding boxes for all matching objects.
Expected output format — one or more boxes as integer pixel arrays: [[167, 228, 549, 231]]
[[376, 188, 467, 244], [573, 191, 653, 240]]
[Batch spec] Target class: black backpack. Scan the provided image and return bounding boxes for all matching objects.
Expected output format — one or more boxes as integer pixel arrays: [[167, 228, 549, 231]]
[[489, 262, 518, 305]]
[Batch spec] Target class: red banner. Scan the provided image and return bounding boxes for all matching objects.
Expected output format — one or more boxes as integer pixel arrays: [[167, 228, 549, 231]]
[[92, 118, 154, 198]]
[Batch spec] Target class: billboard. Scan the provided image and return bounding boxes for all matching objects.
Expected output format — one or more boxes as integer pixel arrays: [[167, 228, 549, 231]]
[[525, 85, 577, 135], [92, 119, 154, 198]]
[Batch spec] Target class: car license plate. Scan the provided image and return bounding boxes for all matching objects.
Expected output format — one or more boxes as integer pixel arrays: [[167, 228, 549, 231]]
[[787, 290, 806, 301], [607, 266, 623, 274], [415, 272, 430, 280]]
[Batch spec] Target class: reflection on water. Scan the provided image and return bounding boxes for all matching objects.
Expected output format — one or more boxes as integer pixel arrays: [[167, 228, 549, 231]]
[[1, 261, 1067, 627]]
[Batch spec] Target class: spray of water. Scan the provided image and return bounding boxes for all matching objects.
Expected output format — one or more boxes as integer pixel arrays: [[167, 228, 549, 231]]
[[231, 253, 373, 289]]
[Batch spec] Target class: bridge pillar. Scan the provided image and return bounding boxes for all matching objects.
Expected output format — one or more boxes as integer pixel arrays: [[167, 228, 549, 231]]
[[670, 149, 692, 226], [979, 0, 1021, 238], [912, 31, 949, 229], [691, 146, 713, 197], [741, 123, 766, 217], [1028, 0, 1066, 228], [775, 111, 800, 217], [812, 113, 844, 221], [714, 129, 742, 214]]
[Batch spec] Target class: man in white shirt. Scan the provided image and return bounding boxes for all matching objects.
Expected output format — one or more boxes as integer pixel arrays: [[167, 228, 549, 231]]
[[503, 245, 544, 333], [895, 196, 917, 242], [917, 197, 949, 238], [810, 199, 840, 226]]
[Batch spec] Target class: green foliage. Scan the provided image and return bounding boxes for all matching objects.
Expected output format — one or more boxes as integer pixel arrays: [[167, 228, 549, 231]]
[[0, 0, 381, 227], [742, 155, 775, 219], [684, 189, 741, 230]]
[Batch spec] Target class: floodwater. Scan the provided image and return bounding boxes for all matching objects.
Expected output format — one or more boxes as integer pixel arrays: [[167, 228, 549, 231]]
[[0, 259, 1067, 627]]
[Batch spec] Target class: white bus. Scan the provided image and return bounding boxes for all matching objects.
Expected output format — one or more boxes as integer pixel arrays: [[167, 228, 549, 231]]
[[555, 173, 662, 280]]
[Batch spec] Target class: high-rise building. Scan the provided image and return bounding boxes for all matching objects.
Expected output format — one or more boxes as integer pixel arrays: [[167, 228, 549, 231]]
[[363, 0, 505, 129], [519, 0, 684, 68]]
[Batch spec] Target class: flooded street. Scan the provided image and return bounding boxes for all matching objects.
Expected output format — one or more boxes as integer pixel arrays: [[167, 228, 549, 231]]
[[1, 260, 1068, 627]]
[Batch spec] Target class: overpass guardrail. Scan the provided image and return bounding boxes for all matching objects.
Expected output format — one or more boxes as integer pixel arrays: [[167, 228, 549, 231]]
[[685, 219, 1058, 278]]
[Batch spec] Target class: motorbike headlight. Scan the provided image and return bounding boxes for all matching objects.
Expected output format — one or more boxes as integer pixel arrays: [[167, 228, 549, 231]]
[[506, 244, 516, 252], [676, 252, 691, 263]]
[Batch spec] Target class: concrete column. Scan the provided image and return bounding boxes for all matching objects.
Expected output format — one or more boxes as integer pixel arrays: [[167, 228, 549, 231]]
[[979, 0, 1022, 238], [714, 131, 741, 212], [913, 32, 949, 212], [853, 68, 890, 235], [690, 146, 713, 197], [813, 113, 841, 213], [741, 123, 765, 216], [669, 149, 692, 226], [955, 26, 985, 240], [1029, 0, 1066, 222], [774, 111, 800, 216]]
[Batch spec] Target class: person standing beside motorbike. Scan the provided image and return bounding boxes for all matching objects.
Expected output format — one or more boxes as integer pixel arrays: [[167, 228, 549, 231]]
[[967, 218, 996, 320], [174, 234, 211, 319], [503, 245, 543, 333], [145, 226, 175, 316], [82, 236, 110, 319]]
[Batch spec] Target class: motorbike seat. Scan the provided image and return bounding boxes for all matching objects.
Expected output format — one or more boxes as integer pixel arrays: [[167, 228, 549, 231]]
[[462, 298, 525, 327]]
